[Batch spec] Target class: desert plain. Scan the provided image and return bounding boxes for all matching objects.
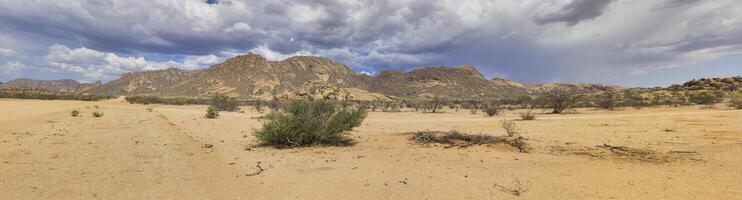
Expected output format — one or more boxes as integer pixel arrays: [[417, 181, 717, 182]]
[[1, 98, 741, 200]]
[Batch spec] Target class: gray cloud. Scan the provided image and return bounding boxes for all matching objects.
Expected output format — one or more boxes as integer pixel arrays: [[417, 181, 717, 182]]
[[0, 0, 741, 86], [533, 0, 615, 26]]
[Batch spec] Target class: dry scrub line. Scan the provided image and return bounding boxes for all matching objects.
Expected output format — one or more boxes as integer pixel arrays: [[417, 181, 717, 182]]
[[549, 143, 703, 163]]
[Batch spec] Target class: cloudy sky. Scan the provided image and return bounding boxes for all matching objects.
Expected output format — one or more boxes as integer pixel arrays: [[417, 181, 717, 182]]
[[0, 0, 740, 87]]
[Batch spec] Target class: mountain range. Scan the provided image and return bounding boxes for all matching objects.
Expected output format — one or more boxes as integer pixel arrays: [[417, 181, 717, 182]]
[[0, 53, 652, 100]]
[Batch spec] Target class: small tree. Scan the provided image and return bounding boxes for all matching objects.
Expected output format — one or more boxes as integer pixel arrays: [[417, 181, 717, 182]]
[[516, 96, 533, 109], [209, 94, 240, 112], [542, 89, 584, 114], [428, 95, 448, 113]]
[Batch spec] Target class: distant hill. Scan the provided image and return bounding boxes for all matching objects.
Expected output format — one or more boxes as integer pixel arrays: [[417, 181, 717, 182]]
[[672, 77, 742, 92], [159, 53, 368, 99], [5, 53, 622, 100], [0, 78, 101, 93], [89, 68, 195, 95]]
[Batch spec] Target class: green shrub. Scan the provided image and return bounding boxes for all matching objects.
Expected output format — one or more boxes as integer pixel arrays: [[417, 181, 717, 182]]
[[688, 91, 721, 105], [92, 112, 104, 118], [205, 106, 219, 119], [71, 110, 80, 117], [254, 100, 367, 148], [209, 94, 240, 112]]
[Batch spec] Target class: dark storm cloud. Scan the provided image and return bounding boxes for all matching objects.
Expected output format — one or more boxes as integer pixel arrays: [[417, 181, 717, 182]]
[[0, 0, 741, 85], [533, 0, 615, 26]]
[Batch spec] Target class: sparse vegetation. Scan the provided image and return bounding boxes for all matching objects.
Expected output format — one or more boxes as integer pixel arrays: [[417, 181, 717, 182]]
[[125, 95, 208, 105], [519, 110, 536, 120], [688, 91, 722, 106], [254, 100, 367, 148], [0, 88, 114, 101], [92, 112, 104, 118], [70, 110, 80, 117], [205, 106, 219, 119], [209, 94, 240, 112]]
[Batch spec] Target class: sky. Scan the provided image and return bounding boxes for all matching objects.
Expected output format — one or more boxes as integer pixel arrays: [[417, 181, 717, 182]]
[[0, 0, 740, 87]]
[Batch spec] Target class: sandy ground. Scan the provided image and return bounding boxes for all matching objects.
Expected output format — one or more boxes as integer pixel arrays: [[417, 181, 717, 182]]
[[1, 98, 741, 199]]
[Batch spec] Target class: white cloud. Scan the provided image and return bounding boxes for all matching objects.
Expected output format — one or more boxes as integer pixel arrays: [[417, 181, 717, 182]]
[[44, 44, 221, 81], [0, 48, 15, 56], [1, 61, 27, 75], [247, 45, 313, 61]]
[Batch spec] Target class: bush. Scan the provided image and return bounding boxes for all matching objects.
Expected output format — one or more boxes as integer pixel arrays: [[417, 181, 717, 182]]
[[597, 93, 619, 110], [688, 91, 722, 105], [501, 120, 518, 137], [71, 110, 80, 117], [209, 94, 240, 111], [541, 89, 584, 114], [254, 100, 367, 148], [410, 130, 506, 147], [482, 102, 502, 117], [92, 112, 104, 118], [730, 96, 742, 109], [410, 130, 528, 152], [205, 106, 219, 118], [519, 110, 536, 120]]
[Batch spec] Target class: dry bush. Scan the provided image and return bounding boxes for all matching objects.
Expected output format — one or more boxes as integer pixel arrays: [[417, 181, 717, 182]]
[[70, 110, 80, 117], [541, 89, 584, 114], [410, 130, 528, 152], [482, 102, 502, 117], [519, 110, 536, 120], [501, 120, 518, 137], [411, 131, 507, 148], [92, 112, 104, 118], [205, 106, 219, 119]]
